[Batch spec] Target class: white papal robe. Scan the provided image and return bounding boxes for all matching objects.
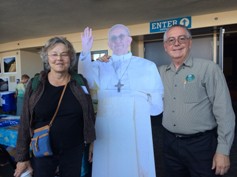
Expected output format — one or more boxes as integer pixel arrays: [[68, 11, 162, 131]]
[[78, 52, 163, 177]]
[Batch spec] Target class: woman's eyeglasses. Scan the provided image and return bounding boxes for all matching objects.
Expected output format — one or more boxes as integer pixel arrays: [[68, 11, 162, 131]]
[[48, 52, 69, 59]]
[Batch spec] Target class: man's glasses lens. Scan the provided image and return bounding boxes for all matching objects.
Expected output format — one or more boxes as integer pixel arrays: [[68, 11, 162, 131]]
[[166, 35, 189, 45], [110, 34, 126, 42]]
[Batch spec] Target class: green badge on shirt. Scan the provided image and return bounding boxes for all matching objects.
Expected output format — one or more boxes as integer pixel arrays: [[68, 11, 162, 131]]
[[186, 74, 195, 82]]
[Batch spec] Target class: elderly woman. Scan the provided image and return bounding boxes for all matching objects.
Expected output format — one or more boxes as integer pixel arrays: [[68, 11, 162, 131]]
[[14, 37, 96, 177]]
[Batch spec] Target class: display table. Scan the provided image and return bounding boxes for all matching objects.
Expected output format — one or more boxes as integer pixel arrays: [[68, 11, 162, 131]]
[[0, 125, 18, 147], [0, 115, 19, 169], [0, 115, 19, 147]]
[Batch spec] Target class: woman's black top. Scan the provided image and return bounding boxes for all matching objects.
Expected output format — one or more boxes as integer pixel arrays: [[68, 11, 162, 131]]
[[32, 79, 84, 153]]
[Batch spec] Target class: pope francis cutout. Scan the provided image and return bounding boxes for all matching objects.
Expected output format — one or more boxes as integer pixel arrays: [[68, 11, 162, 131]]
[[78, 24, 163, 177]]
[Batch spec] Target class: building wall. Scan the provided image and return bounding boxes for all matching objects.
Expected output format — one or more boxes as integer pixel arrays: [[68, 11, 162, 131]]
[[0, 10, 236, 91], [20, 50, 43, 78], [0, 50, 20, 91]]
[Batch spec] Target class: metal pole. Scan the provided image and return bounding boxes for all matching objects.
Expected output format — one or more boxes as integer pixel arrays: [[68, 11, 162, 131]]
[[219, 27, 225, 70]]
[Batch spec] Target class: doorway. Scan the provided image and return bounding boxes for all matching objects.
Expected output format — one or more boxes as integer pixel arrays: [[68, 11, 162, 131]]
[[223, 28, 237, 177], [223, 31, 237, 114]]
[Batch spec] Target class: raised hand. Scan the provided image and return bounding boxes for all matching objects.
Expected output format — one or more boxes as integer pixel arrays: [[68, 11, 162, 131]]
[[81, 27, 93, 55]]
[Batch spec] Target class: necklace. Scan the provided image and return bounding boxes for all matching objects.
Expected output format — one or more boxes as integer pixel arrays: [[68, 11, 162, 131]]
[[113, 56, 132, 92]]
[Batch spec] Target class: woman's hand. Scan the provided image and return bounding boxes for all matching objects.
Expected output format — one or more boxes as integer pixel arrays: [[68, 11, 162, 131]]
[[88, 142, 94, 163], [14, 161, 33, 177], [81, 27, 94, 55]]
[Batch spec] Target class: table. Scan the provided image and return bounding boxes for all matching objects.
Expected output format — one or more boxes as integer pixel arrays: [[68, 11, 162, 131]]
[[0, 115, 19, 147], [0, 125, 18, 147], [0, 115, 19, 170]]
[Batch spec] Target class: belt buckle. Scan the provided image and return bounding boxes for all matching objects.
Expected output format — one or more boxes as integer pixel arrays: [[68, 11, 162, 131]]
[[175, 134, 184, 138]]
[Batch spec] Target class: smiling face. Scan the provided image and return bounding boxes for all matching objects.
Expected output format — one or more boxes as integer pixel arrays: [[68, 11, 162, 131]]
[[164, 26, 192, 65], [47, 43, 70, 74], [108, 26, 132, 56]]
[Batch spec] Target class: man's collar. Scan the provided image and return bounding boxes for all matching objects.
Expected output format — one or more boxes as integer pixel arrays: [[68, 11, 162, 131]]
[[183, 54, 193, 67], [165, 55, 193, 71]]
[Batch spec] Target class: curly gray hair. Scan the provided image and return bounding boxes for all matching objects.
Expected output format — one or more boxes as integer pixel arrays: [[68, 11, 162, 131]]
[[40, 37, 77, 72]]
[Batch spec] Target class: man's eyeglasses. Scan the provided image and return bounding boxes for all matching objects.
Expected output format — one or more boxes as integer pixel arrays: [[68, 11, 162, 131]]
[[165, 35, 190, 46], [48, 52, 69, 59], [110, 34, 127, 42]]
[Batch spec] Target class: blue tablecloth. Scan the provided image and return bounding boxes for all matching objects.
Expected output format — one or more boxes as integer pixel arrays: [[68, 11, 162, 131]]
[[0, 115, 19, 147], [0, 125, 18, 147]]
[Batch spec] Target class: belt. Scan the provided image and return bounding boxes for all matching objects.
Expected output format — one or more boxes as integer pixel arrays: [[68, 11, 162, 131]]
[[166, 128, 216, 139]]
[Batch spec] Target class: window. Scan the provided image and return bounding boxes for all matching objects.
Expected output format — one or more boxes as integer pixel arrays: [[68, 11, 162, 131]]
[[91, 50, 108, 61]]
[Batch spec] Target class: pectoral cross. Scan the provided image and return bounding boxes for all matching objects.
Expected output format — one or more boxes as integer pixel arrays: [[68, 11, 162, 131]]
[[115, 80, 124, 92]]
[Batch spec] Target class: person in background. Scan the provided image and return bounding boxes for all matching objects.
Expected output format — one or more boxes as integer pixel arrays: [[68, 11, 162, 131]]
[[14, 37, 96, 177], [78, 24, 163, 177], [159, 25, 235, 177], [15, 74, 30, 116]]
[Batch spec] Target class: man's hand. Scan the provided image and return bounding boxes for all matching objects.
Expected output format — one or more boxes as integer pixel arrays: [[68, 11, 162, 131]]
[[212, 153, 230, 175], [97, 54, 111, 62], [81, 27, 93, 55]]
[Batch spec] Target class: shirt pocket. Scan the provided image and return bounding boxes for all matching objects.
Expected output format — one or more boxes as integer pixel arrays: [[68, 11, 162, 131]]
[[184, 81, 204, 103]]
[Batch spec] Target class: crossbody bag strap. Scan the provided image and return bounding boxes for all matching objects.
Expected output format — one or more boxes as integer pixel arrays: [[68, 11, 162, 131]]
[[49, 78, 69, 127]]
